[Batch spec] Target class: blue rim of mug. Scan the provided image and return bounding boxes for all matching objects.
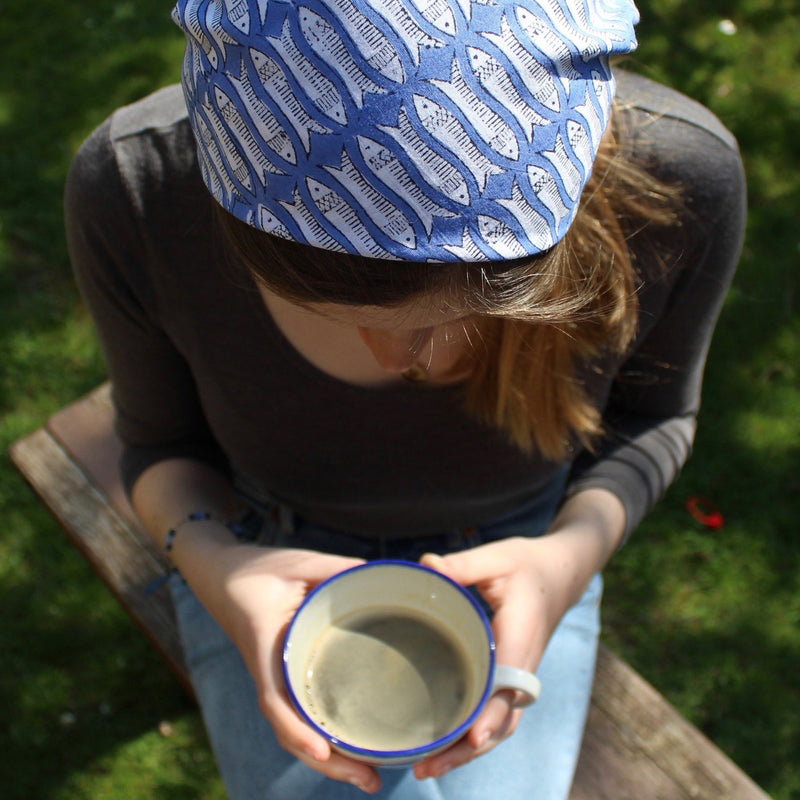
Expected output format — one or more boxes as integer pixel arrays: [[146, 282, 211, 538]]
[[282, 558, 497, 762]]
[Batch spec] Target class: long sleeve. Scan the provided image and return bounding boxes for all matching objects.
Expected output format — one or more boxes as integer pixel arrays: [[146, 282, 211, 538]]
[[64, 111, 229, 495], [566, 90, 747, 541]]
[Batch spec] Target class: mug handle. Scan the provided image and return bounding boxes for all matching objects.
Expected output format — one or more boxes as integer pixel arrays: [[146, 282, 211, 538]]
[[492, 665, 542, 707]]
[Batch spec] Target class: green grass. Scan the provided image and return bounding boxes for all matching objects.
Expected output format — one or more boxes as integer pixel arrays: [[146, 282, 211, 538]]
[[1, 1, 798, 798]]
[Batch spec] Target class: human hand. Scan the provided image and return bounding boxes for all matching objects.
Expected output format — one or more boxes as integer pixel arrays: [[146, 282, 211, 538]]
[[413, 522, 610, 780], [194, 543, 382, 792]]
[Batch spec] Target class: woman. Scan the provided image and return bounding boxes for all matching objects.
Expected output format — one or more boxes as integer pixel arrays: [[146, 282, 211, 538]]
[[65, 0, 746, 797]]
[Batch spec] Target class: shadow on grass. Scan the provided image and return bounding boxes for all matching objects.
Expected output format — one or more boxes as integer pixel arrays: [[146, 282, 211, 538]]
[[0, 479, 222, 800], [0, 0, 185, 414]]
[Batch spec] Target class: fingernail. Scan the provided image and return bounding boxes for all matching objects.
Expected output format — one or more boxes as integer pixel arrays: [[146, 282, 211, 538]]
[[303, 744, 325, 762], [475, 729, 491, 749], [348, 776, 372, 793]]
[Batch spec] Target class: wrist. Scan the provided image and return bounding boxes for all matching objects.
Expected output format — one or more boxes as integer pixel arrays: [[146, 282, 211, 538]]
[[166, 515, 240, 573], [527, 488, 626, 613], [549, 488, 627, 561]]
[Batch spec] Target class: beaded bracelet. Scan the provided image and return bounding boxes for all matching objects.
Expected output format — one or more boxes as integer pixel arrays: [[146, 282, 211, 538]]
[[164, 510, 219, 554]]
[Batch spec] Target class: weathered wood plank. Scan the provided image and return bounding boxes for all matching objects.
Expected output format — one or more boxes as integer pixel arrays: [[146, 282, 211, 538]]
[[9, 428, 192, 696], [570, 645, 771, 800]]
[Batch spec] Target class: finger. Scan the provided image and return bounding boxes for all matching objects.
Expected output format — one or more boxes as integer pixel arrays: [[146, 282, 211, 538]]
[[295, 747, 382, 793], [259, 682, 332, 762], [467, 691, 520, 749], [414, 697, 521, 779], [490, 589, 549, 672], [275, 549, 366, 584], [419, 548, 513, 588], [258, 684, 382, 792]]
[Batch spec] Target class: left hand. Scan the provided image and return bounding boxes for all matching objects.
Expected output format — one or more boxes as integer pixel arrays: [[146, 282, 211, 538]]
[[413, 489, 625, 780], [411, 536, 565, 779]]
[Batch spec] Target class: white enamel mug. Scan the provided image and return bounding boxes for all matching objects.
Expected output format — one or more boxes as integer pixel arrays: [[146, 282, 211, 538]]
[[282, 560, 541, 766]]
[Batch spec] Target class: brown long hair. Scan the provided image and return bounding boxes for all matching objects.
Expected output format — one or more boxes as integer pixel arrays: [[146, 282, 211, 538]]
[[217, 111, 681, 460]]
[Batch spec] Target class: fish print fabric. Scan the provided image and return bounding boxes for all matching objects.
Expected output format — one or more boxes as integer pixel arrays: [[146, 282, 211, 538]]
[[173, 0, 639, 261]]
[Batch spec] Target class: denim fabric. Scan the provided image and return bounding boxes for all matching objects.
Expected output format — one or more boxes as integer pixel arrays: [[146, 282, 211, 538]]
[[170, 474, 601, 800]]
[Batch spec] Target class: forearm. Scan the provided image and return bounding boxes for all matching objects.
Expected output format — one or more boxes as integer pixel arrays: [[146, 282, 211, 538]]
[[130, 457, 241, 594], [542, 487, 627, 615]]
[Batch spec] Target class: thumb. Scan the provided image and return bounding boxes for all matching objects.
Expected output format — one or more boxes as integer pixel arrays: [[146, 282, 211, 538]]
[[419, 548, 510, 588]]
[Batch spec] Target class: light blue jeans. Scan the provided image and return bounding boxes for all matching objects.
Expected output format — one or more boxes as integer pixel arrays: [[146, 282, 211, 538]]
[[170, 482, 601, 800]]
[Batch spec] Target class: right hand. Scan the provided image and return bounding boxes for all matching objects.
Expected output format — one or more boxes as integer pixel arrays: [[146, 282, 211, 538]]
[[184, 539, 381, 792]]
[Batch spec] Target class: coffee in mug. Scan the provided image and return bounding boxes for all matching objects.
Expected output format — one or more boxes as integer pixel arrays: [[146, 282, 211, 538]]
[[303, 606, 473, 751]]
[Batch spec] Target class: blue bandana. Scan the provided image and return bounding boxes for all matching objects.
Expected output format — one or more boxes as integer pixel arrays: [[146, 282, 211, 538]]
[[174, 0, 638, 261]]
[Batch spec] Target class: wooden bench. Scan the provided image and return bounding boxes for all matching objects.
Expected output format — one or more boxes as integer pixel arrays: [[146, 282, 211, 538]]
[[9, 383, 772, 800]]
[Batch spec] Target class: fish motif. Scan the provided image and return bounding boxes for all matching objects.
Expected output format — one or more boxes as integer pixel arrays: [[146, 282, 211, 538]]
[[224, 0, 250, 34], [566, 0, 631, 44], [527, 164, 570, 228], [379, 107, 470, 205], [255, 0, 269, 25], [566, 119, 593, 174], [306, 178, 395, 258], [299, 7, 387, 108], [249, 47, 332, 154], [196, 139, 225, 205], [371, 0, 445, 65], [279, 187, 348, 252], [478, 215, 530, 259], [573, 84, 603, 147], [214, 86, 284, 186], [494, 179, 553, 252], [324, 149, 416, 247], [537, 0, 609, 60], [414, 0, 458, 37], [195, 110, 245, 203], [319, 0, 405, 82], [250, 205, 293, 239], [412, 94, 505, 193], [515, 7, 582, 92], [443, 228, 488, 260], [429, 56, 519, 160], [357, 135, 456, 235], [466, 46, 550, 143], [228, 62, 296, 164], [180, 1, 218, 69], [591, 68, 613, 112], [542, 132, 581, 200], [205, 1, 238, 58], [202, 99, 254, 194], [269, 19, 347, 124], [482, 15, 561, 112], [182, 38, 203, 96]]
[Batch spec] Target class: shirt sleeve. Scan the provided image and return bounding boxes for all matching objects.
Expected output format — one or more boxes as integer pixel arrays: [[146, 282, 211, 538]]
[[565, 107, 747, 542], [64, 119, 229, 496]]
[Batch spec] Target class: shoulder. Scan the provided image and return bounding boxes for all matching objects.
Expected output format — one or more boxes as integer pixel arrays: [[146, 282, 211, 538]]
[[613, 71, 746, 218], [108, 84, 189, 140], [65, 85, 216, 314], [66, 84, 199, 219], [615, 70, 739, 151]]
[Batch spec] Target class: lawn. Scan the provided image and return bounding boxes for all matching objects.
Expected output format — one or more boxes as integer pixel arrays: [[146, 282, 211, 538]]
[[1, 1, 798, 798]]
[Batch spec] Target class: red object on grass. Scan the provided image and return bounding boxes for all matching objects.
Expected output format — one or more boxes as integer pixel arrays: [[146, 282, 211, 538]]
[[685, 496, 725, 529]]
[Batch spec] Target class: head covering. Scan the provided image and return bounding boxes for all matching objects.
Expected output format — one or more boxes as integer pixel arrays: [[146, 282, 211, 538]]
[[173, 0, 638, 261]]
